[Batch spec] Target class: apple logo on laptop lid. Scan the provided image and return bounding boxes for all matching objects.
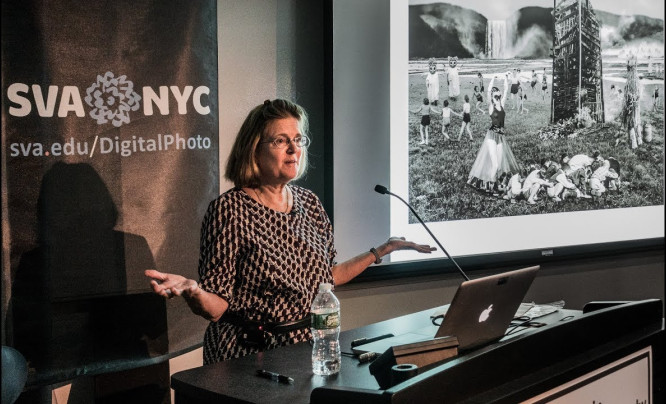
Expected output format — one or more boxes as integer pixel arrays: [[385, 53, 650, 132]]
[[479, 304, 493, 323]]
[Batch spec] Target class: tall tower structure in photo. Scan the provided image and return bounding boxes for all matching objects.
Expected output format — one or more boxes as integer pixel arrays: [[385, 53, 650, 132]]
[[552, 0, 605, 123]]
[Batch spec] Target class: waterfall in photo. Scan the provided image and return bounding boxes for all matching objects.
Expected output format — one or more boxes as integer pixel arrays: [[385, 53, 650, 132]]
[[486, 20, 513, 59]]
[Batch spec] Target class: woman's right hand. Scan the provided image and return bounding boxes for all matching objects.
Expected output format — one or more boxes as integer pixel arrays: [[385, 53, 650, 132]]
[[145, 269, 198, 299], [145, 269, 228, 321]]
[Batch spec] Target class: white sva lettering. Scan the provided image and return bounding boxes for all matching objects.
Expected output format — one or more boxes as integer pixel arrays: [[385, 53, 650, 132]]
[[58, 86, 85, 117], [9, 142, 44, 156], [32, 85, 59, 117], [6, 84, 211, 117], [7, 83, 32, 117]]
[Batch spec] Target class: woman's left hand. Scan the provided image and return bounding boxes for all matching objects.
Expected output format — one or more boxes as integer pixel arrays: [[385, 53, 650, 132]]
[[334, 237, 436, 286], [382, 236, 436, 255]]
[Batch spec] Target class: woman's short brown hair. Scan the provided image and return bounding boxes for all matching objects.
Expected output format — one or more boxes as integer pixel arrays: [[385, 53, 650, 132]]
[[225, 99, 309, 188]]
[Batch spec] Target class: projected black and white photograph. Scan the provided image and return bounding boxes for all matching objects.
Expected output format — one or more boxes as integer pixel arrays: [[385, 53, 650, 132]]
[[407, 0, 665, 223]]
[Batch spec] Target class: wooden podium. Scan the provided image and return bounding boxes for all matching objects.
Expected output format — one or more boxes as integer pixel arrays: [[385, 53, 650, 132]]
[[368, 336, 459, 389]]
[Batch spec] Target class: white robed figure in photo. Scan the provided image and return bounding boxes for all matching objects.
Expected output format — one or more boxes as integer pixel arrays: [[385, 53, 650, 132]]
[[425, 58, 440, 106], [447, 56, 461, 99]]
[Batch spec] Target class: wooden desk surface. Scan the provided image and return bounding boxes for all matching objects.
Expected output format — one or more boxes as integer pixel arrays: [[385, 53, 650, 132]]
[[171, 306, 577, 404]]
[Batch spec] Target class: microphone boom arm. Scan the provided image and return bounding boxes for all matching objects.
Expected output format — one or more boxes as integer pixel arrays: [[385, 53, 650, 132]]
[[385, 190, 469, 281]]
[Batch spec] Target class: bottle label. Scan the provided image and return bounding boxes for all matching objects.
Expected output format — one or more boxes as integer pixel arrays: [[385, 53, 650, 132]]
[[311, 311, 340, 329]]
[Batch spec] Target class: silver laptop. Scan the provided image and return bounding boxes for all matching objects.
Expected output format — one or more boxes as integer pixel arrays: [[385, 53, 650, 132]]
[[352, 265, 539, 355]]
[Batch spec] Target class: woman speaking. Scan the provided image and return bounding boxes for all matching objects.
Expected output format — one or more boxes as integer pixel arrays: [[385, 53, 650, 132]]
[[145, 99, 435, 363]]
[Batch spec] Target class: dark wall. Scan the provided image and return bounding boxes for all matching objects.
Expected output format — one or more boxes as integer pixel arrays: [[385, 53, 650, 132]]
[[277, 0, 332, 214]]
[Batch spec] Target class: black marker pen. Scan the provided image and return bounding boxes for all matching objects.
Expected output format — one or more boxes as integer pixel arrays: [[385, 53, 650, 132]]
[[256, 369, 294, 384], [350, 333, 394, 348]]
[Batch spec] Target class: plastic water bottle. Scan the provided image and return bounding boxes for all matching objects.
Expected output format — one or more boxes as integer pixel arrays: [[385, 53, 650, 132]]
[[311, 282, 341, 375]]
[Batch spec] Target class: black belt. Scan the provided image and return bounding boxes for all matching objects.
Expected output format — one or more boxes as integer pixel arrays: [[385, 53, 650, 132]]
[[222, 312, 310, 334]]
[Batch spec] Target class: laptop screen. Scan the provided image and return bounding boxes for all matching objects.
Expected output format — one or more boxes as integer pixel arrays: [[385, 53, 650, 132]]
[[352, 265, 539, 355], [435, 265, 540, 350]]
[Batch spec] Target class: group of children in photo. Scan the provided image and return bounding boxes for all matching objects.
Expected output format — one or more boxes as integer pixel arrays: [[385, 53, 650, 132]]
[[412, 65, 548, 146], [412, 57, 472, 144], [411, 60, 627, 206], [411, 96, 474, 145], [486, 151, 622, 205]]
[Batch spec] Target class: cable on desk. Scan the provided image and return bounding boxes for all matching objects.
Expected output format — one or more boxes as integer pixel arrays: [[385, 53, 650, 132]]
[[505, 315, 547, 336]]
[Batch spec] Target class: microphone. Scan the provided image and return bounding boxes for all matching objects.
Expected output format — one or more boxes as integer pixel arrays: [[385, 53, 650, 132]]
[[374, 184, 469, 281], [374, 184, 390, 195]]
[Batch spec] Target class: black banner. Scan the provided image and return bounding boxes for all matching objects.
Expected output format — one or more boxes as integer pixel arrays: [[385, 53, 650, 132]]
[[1, 0, 218, 386]]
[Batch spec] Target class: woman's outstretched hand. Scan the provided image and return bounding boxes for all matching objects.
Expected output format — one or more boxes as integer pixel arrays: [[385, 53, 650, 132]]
[[145, 269, 228, 321], [145, 269, 198, 299], [383, 236, 436, 254]]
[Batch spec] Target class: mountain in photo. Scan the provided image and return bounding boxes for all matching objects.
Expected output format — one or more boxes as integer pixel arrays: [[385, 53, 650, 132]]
[[409, 2, 663, 60], [595, 9, 664, 49], [409, 3, 486, 59]]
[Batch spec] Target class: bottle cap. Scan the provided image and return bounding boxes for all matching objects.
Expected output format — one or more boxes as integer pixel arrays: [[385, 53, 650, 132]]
[[319, 282, 332, 291]]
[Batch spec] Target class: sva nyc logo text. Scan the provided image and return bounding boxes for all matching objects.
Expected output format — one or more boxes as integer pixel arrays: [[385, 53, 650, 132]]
[[6, 71, 211, 127]]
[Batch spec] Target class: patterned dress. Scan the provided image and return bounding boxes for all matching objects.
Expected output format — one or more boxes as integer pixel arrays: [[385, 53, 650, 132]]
[[198, 186, 335, 363]]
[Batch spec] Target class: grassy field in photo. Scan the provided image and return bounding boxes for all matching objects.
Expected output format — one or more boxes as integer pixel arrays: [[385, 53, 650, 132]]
[[407, 62, 664, 223]]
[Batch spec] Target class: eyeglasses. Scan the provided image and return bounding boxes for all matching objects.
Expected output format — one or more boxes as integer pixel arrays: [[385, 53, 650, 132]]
[[260, 135, 310, 149]]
